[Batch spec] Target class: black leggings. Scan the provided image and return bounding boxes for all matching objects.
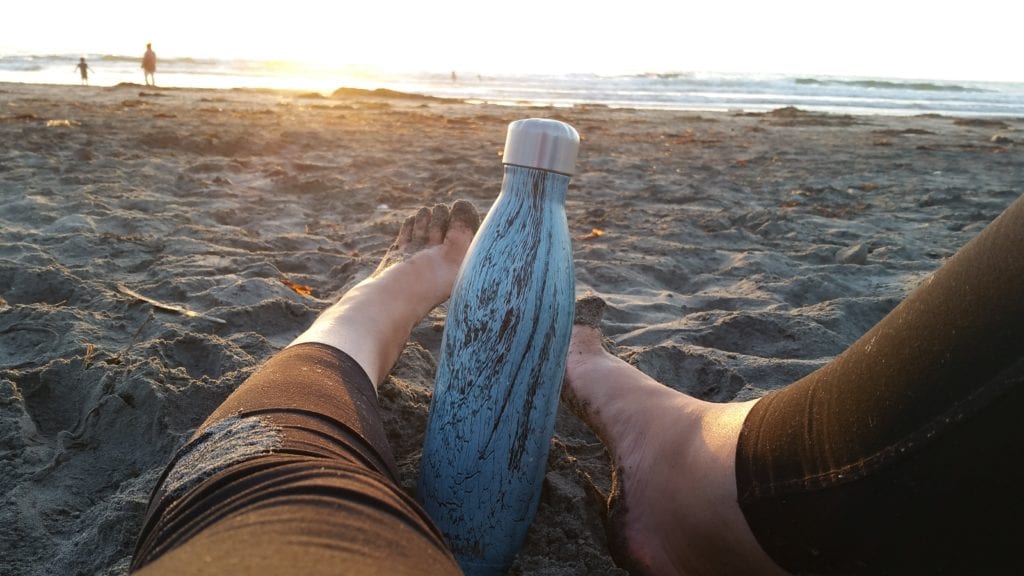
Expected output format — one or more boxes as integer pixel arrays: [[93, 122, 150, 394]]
[[133, 196, 1024, 575], [130, 343, 461, 576], [737, 194, 1024, 574]]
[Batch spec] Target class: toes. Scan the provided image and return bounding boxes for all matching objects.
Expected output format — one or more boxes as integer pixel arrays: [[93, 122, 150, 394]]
[[412, 207, 432, 245], [568, 296, 612, 358], [447, 199, 480, 236], [574, 295, 607, 327], [395, 214, 416, 249], [428, 204, 450, 245]]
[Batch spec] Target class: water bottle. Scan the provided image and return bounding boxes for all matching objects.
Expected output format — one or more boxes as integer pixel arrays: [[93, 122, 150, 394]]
[[417, 118, 579, 575]]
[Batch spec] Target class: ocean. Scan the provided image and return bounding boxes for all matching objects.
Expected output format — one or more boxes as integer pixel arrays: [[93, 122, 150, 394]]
[[3, 52, 1024, 118]]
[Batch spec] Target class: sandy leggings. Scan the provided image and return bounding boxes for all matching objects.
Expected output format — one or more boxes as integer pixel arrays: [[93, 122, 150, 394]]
[[130, 343, 462, 576], [132, 195, 1024, 575], [737, 194, 1024, 574]]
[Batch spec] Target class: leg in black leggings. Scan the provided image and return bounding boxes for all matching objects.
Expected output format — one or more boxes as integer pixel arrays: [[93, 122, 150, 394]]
[[131, 201, 480, 575], [561, 194, 1024, 575], [131, 344, 460, 576], [736, 195, 1024, 574]]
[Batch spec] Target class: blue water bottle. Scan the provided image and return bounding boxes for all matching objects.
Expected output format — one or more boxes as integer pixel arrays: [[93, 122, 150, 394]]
[[417, 118, 579, 575]]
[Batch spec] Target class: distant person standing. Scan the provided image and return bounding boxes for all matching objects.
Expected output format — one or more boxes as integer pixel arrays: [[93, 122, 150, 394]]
[[74, 57, 93, 85], [142, 43, 157, 86]]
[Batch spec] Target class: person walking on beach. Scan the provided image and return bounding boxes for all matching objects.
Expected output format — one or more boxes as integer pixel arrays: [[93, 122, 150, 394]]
[[129, 192, 1024, 575], [141, 43, 156, 86], [74, 57, 92, 86]]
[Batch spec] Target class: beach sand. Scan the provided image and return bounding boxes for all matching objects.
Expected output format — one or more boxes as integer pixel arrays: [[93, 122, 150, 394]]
[[1, 81, 1021, 575]]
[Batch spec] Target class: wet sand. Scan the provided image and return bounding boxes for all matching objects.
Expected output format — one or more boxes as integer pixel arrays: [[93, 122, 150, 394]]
[[1, 81, 1021, 575]]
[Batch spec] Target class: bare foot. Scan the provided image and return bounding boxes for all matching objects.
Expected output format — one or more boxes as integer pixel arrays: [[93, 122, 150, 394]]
[[563, 296, 789, 576], [289, 200, 479, 388]]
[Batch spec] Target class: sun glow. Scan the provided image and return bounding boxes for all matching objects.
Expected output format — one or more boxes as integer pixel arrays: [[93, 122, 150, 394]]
[[2, 0, 1022, 82]]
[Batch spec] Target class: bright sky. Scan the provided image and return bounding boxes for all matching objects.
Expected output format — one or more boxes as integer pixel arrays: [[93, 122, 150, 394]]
[[3, 0, 1021, 82]]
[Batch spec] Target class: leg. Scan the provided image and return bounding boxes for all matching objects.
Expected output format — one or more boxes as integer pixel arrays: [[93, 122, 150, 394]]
[[131, 201, 479, 576], [289, 201, 477, 387], [564, 298, 784, 576], [736, 194, 1024, 574], [564, 194, 1024, 575]]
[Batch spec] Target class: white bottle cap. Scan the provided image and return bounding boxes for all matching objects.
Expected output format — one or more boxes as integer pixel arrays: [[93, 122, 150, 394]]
[[502, 118, 579, 176]]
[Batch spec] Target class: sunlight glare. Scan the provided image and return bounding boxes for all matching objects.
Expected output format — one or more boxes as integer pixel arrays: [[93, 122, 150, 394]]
[[1, 0, 1021, 82]]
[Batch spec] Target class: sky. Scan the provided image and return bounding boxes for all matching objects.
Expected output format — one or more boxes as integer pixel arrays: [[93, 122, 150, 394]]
[[2, 0, 1021, 82]]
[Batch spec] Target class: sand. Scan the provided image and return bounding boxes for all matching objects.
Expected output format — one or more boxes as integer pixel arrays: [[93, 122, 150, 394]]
[[1, 81, 1021, 575]]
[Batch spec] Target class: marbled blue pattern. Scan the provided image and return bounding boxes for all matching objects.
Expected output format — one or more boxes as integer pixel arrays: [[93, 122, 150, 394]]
[[418, 164, 575, 575]]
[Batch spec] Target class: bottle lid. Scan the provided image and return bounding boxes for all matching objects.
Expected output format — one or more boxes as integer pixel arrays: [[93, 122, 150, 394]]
[[502, 118, 579, 176]]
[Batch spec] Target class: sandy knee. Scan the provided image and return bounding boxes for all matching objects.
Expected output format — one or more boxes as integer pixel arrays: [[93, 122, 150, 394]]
[[162, 415, 282, 500]]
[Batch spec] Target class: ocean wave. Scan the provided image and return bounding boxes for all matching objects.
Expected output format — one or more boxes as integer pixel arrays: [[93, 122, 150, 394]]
[[99, 54, 140, 64], [634, 71, 697, 80], [99, 54, 222, 66], [0, 59, 43, 72], [795, 77, 984, 93], [0, 53, 223, 67]]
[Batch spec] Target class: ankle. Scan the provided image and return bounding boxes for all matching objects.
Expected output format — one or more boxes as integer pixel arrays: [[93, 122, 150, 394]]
[[687, 401, 789, 575], [363, 249, 454, 311]]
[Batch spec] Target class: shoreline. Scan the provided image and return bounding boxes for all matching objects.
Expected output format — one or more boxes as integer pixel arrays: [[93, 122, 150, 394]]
[[6, 79, 1024, 119], [4, 74, 1024, 118], [1, 81, 1021, 575]]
